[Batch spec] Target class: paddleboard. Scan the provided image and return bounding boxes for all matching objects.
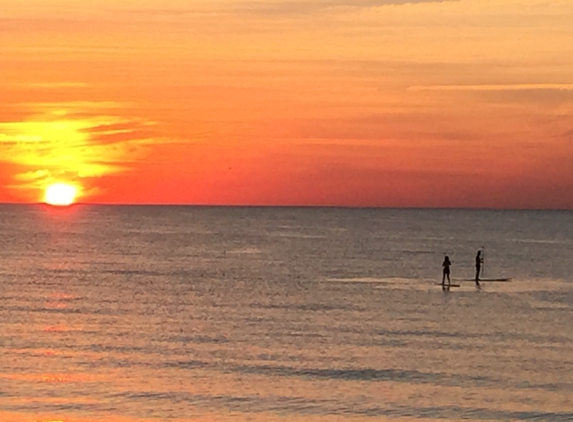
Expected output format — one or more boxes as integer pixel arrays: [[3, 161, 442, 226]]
[[436, 284, 461, 287], [461, 278, 511, 282], [481, 278, 511, 282]]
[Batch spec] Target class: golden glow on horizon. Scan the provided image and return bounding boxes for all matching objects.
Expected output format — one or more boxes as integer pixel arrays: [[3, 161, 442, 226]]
[[0, 102, 158, 203], [44, 183, 78, 206]]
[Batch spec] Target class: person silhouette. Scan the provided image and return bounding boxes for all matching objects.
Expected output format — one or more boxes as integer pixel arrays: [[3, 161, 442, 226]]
[[442, 256, 452, 286], [475, 250, 483, 288]]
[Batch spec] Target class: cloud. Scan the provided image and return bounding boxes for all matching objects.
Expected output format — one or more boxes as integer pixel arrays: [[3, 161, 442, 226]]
[[0, 101, 162, 200], [408, 84, 573, 92], [121, 0, 455, 19], [230, 0, 456, 16], [14, 169, 52, 182], [11, 82, 89, 90]]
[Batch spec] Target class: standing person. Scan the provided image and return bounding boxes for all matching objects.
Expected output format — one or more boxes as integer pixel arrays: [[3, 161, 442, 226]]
[[442, 256, 452, 286], [475, 250, 483, 288]]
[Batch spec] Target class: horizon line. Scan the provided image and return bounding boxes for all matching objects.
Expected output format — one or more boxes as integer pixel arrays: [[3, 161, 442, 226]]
[[0, 202, 571, 212]]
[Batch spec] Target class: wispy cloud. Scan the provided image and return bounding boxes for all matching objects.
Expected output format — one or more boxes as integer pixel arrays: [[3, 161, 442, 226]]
[[117, 0, 455, 19], [408, 84, 573, 92], [12, 82, 89, 90], [231, 0, 456, 15], [0, 101, 161, 201]]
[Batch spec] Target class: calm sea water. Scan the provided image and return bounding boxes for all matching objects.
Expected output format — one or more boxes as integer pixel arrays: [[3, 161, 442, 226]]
[[0, 205, 572, 422]]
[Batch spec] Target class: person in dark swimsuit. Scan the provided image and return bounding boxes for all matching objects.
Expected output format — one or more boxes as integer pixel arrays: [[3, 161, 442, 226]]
[[442, 256, 452, 286], [475, 250, 483, 288]]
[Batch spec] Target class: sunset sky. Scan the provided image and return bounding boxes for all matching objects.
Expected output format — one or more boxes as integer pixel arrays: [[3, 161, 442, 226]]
[[1, 0, 572, 208]]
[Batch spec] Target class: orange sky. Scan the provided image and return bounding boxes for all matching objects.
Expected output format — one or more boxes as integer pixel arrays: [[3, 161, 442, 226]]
[[1, 0, 572, 208]]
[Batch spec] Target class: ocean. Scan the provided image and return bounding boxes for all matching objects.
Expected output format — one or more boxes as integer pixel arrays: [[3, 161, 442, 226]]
[[0, 205, 572, 422]]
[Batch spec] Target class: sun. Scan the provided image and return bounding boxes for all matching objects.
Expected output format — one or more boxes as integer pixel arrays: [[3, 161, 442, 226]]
[[44, 183, 78, 206]]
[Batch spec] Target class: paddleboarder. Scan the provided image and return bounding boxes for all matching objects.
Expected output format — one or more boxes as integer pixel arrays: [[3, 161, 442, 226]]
[[475, 250, 483, 288], [442, 256, 452, 286]]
